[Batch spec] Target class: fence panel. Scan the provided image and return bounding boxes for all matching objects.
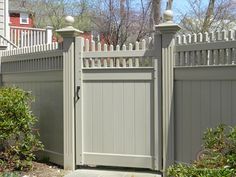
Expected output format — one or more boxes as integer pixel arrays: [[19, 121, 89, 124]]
[[0, 43, 64, 166], [176, 30, 236, 66], [174, 66, 236, 163], [174, 30, 236, 163]]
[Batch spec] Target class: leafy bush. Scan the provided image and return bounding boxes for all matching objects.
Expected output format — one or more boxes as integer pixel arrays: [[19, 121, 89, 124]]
[[0, 172, 20, 177], [167, 163, 236, 177], [0, 87, 43, 172], [167, 125, 236, 177]]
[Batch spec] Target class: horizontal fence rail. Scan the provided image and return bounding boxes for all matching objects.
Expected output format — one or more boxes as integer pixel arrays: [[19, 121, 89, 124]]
[[1, 42, 60, 57], [82, 37, 155, 68], [1, 43, 63, 73], [175, 30, 236, 67], [10, 26, 48, 48]]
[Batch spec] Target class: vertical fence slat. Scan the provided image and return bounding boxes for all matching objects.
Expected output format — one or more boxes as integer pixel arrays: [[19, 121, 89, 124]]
[[27, 30, 30, 47], [203, 32, 209, 65], [175, 35, 181, 66], [110, 45, 114, 67], [135, 41, 140, 67], [128, 43, 133, 67], [197, 33, 203, 65], [14, 29, 17, 45], [122, 44, 126, 67], [229, 30, 234, 64]]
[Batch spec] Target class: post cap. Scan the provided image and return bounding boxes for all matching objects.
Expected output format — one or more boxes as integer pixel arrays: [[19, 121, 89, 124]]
[[65, 16, 75, 26], [156, 23, 181, 34], [163, 10, 173, 23], [155, 9, 181, 34], [56, 16, 83, 38]]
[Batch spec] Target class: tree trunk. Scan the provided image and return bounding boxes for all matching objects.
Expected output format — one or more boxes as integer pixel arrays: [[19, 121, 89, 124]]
[[150, 0, 161, 29], [202, 0, 215, 32]]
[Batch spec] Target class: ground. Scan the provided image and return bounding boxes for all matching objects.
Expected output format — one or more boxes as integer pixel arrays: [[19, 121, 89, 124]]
[[1, 162, 71, 177]]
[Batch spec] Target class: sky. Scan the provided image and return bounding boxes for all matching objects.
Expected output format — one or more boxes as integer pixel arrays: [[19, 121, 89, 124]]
[[172, 0, 209, 22]]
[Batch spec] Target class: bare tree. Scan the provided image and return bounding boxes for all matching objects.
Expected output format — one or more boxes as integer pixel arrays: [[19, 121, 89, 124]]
[[178, 0, 236, 33], [202, 0, 215, 32], [12, 0, 92, 31], [91, 0, 152, 46], [150, 0, 161, 29], [166, 0, 173, 10]]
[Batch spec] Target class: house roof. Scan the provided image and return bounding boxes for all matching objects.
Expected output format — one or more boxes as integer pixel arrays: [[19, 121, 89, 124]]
[[9, 0, 32, 14]]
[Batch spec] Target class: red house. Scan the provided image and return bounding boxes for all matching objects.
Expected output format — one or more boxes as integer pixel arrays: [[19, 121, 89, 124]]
[[9, 1, 34, 28]]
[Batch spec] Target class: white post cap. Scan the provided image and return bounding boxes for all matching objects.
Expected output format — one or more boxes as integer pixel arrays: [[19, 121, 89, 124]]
[[65, 16, 75, 26], [56, 16, 83, 38], [163, 10, 174, 23]]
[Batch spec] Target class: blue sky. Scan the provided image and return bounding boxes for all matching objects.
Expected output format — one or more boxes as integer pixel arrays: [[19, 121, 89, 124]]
[[172, 0, 209, 21], [172, 0, 190, 21]]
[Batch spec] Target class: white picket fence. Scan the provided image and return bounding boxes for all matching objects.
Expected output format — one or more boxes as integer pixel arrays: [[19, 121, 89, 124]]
[[176, 30, 236, 66], [10, 26, 53, 48]]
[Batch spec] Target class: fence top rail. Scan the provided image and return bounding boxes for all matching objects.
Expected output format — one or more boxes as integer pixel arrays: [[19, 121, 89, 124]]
[[83, 50, 155, 58], [10, 26, 47, 31], [82, 37, 154, 58], [1, 49, 63, 63], [176, 30, 236, 45], [176, 40, 236, 52], [175, 30, 236, 67], [1, 42, 60, 58], [81, 37, 155, 68], [176, 30, 236, 52]]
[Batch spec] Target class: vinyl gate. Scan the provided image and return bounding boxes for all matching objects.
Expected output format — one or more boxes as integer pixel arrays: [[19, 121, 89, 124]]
[[74, 38, 159, 169], [57, 21, 179, 170]]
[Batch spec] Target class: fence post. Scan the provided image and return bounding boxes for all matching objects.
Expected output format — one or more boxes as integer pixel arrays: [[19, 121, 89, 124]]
[[75, 36, 84, 166], [155, 10, 181, 172], [0, 55, 2, 86], [56, 16, 83, 170], [46, 26, 53, 44]]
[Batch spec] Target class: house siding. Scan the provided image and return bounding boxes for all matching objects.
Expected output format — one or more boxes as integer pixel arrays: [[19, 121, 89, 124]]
[[0, 0, 5, 36], [10, 13, 34, 28], [0, 0, 9, 38]]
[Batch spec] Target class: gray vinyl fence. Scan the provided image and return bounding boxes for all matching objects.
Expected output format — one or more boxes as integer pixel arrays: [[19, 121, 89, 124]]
[[0, 43, 64, 166], [0, 21, 177, 171], [174, 30, 236, 164], [1, 20, 236, 172]]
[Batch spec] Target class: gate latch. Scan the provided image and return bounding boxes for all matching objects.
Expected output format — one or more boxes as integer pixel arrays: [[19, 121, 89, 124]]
[[76, 86, 80, 100]]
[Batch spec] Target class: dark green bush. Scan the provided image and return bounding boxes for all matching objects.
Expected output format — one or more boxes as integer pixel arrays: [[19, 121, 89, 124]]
[[0, 87, 43, 172], [167, 125, 236, 177]]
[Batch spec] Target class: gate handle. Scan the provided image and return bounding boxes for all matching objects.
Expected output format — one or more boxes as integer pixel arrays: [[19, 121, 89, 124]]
[[76, 86, 80, 100]]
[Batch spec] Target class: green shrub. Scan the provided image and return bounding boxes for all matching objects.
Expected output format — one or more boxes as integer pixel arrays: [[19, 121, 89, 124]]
[[167, 163, 235, 177], [167, 125, 236, 177], [0, 172, 20, 177], [0, 87, 43, 172]]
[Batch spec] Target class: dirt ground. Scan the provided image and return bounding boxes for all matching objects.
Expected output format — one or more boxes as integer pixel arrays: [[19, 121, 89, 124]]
[[19, 162, 72, 177]]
